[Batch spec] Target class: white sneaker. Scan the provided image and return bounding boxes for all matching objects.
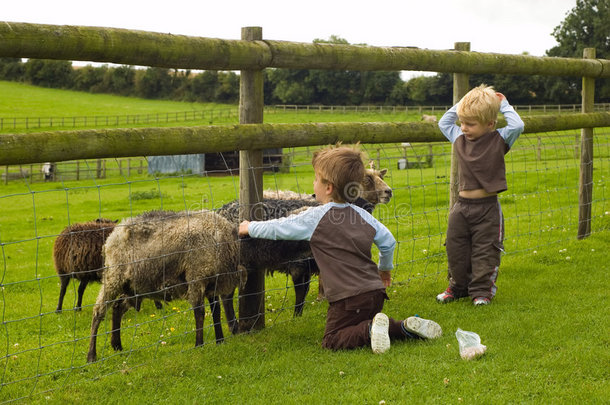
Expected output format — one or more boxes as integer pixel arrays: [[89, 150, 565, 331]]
[[404, 316, 442, 339], [370, 313, 390, 354]]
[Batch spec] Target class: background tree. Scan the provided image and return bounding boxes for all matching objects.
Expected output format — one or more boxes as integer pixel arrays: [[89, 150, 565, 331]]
[[361, 71, 402, 105], [545, 0, 610, 102], [135, 67, 173, 99], [470, 71, 547, 104], [1, 5, 608, 105], [402, 74, 452, 105], [24, 59, 73, 89], [268, 68, 315, 104], [215, 71, 240, 103], [0, 58, 24, 81], [169, 69, 192, 101], [73, 65, 105, 92], [99, 65, 135, 96], [191, 71, 220, 102]]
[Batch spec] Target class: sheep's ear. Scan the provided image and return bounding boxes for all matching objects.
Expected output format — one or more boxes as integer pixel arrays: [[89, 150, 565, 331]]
[[368, 160, 375, 170], [379, 168, 388, 178]]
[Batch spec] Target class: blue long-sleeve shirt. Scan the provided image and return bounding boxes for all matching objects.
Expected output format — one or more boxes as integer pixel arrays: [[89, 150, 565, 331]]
[[438, 99, 525, 193], [248, 202, 396, 302]]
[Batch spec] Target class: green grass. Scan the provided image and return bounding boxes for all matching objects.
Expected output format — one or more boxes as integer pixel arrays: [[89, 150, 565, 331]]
[[2, 233, 607, 404], [0, 81, 430, 134], [0, 81, 225, 117], [0, 82, 609, 404]]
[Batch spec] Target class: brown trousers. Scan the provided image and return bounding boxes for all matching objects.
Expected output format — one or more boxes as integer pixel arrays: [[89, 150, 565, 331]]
[[445, 196, 504, 300], [321, 289, 409, 350]]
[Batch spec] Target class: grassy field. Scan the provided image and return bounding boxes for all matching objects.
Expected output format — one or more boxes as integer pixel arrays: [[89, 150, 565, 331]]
[[0, 81, 436, 134], [0, 82, 609, 404]]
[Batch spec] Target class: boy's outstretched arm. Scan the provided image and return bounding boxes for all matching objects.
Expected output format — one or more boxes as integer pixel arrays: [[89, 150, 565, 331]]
[[379, 270, 391, 287], [238, 220, 250, 237]]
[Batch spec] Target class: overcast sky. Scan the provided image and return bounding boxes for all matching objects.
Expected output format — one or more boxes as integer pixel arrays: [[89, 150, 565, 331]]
[[3, 0, 578, 77]]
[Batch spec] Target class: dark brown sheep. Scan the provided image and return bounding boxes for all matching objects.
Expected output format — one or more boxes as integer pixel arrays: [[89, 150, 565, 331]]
[[53, 218, 117, 312], [53, 218, 162, 313]]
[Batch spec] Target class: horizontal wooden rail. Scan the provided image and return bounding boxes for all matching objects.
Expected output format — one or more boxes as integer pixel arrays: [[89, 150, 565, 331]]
[[1, 112, 609, 165], [1, 22, 609, 77]]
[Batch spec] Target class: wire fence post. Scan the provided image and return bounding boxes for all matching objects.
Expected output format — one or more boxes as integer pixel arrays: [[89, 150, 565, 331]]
[[578, 48, 595, 239], [450, 42, 470, 209], [238, 26, 266, 333]]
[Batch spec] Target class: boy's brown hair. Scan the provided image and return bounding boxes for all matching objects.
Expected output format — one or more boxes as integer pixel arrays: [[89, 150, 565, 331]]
[[312, 144, 366, 203], [457, 84, 501, 126]]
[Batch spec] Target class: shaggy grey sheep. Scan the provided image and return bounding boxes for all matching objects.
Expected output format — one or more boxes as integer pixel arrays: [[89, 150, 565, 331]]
[[217, 167, 392, 319], [53, 218, 117, 312], [87, 209, 246, 363]]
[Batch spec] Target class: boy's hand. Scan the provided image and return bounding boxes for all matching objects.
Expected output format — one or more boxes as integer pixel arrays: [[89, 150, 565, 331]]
[[379, 270, 391, 287], [238, 220, 250, 237], [496, 92, 506, 102]]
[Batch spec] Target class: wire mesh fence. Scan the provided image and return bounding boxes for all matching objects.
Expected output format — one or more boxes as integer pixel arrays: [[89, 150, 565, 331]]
[[0, 129, 609, 402]]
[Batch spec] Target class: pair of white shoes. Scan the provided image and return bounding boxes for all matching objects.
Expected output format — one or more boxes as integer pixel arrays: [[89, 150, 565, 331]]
[[370, 313, 442, 354]]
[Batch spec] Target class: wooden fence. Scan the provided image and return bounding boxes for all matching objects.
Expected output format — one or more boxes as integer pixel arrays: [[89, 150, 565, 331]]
[[1, 158, 148, 184], [0, 109, 239, 130], [1, 22, 609, 331]]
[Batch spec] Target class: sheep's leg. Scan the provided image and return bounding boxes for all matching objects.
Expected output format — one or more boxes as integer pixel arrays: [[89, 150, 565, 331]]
[[75, 279, 89, 311], [193, 302, 205, 347], [154, 300, 163, 309], [56, 275, 70, 313], [292, 269, 311, 317], [110, 299, 129, 352], [208, 295, 224, 344], [221, 290, 238, 335], [87, 285, 109, 363]]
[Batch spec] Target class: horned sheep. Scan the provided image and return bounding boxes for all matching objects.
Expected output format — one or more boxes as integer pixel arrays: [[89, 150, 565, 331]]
[[87, 209, 246, 363], [217, 167, 392, 319]]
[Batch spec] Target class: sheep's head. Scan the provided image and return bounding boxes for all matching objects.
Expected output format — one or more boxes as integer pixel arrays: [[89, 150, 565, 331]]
[[361, 168, 392, 205], [237, 264, 248, 290]]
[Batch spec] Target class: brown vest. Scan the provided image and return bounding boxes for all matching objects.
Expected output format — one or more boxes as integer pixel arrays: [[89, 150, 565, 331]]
[[454, 130, 509, 193], [310, 206, 385, 303]]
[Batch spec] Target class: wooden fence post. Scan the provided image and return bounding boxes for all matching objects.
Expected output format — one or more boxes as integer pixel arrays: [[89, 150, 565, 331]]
[[578, 48, 595, 239], [238, 26, 265, 333], [450, 42, 470, 209]]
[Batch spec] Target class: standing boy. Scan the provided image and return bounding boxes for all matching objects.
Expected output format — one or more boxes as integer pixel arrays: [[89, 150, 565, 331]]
[[239, 145, 442, 353], [437, 84, 525, 306]]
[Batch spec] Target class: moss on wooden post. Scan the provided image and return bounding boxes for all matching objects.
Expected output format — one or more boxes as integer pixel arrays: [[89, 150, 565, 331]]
[[449, 42, 470, 209], [2, 114, 610, 166], [1, 22, 609, 77], [238, 26, 266, 333], [0, 22, 270, 70], [578, 48, 595, 239]]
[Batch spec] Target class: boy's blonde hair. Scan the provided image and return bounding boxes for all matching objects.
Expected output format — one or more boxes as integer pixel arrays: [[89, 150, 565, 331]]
[[312, 144, 366, 203], [457, 84, 501, 126]]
